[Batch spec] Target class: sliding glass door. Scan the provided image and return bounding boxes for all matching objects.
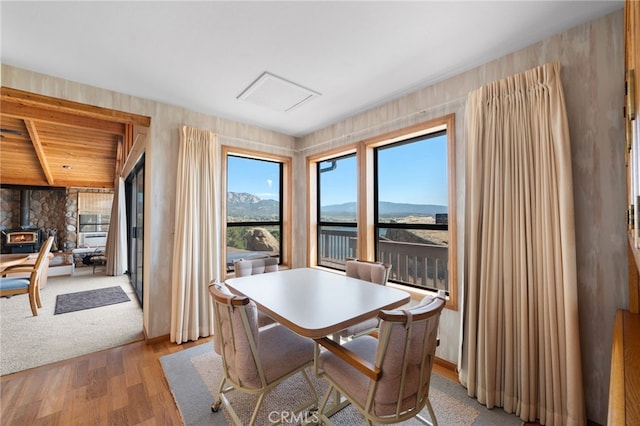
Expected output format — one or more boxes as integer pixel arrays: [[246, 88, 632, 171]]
[[126, 156, 144, 303]]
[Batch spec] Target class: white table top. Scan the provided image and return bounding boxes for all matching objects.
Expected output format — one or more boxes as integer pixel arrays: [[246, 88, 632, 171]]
[[225, 267, 411, 339]]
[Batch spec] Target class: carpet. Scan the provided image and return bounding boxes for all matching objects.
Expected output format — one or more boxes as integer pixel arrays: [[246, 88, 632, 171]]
[[54, 285, 130, 314], [160, 342, 523, 426], [1, 271, 143, 375]]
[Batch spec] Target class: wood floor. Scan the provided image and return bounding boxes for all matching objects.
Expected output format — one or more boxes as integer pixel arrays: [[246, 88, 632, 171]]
[[0, 336, 458, 425], [0, 336, 208, 425]]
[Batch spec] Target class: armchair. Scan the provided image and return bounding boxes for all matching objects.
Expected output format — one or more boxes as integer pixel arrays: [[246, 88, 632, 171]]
[[233, 257, 279, 327], [209, 281, 317, 425], [335, 259, 392, 341], [0, 236, 54, 316], [316, 294, 445, 425]]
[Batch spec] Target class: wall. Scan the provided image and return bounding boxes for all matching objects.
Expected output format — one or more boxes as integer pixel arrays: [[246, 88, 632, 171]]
[[1, 10, 625, 424], [297, 10, 625, 425]]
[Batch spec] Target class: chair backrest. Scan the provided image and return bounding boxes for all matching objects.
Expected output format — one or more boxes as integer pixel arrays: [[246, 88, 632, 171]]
[[368, 295, 445, 418], [32, 236, 54, 283], [209, 282, 264, 389], [234, 257, 278, 277], [345, 259, 391, 285]]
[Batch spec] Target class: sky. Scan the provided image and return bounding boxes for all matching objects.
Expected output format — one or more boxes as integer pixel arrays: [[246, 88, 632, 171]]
[[227, 133, 448, 206], [227, 156, 281, 201]]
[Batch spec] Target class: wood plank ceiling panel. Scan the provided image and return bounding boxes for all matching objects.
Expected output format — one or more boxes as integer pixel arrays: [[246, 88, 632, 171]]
[[1, 88, 150, 189]]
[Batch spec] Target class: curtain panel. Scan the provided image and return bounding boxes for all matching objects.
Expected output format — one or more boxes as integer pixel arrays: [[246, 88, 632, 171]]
[[460, 62, 585, 425], [105, 177, 127, 276], [170, 126, 221, 344]]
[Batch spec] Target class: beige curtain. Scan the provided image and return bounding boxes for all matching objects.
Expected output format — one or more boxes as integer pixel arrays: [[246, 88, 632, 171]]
[[170, 126, 220, 344], [460, 62, 585, 425], [105, 177, 127, 276]]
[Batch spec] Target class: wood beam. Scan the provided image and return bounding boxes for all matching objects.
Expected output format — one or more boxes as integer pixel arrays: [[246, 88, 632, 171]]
[[24, 120, 55, 186], [1, 87, 151, 127], [120, 125, 147, 178], [115, 138, 123, 182], [2, 102, 126, 135]]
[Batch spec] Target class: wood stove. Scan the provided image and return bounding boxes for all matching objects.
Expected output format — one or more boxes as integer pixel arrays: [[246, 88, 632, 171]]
[[1, 189, 41, 254], [3, 229, 40, 253]]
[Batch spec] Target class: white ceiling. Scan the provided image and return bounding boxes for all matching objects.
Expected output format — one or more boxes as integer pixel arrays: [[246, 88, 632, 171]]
[[0, 1, 623, 137]]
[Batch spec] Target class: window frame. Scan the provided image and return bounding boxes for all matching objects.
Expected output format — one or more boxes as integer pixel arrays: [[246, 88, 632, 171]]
[[307, 114, 457, 310], [372, 129, 450, 296], [316, 152, 358, 270], [222, 146, 292, 275]]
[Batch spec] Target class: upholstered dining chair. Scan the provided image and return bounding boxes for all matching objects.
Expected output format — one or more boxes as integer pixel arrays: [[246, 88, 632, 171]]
[[335, 259, 392, 341], [0, 236, 54, 316], [315, 294, 445, 426], [233, 257, 279, 328], [209, 281, 317, 426], [233, 256, 278, 276]]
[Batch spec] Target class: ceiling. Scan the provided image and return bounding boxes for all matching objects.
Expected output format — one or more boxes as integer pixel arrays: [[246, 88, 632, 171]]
[[0, 88, 149, 189], [0, 1, 624, 188]]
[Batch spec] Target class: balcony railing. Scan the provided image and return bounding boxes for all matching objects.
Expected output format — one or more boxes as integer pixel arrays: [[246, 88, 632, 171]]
[[318, 228, 448, 294]]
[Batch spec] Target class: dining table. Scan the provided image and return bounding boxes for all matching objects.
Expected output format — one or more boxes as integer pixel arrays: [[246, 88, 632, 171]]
[[225, 267, 411, 339], [0, 253, 36, 272], [225, 267, 411, 417]]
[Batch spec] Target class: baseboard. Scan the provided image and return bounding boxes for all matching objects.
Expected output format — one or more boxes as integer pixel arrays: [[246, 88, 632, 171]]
[[144, 333, 170, 345], [434, 356, 457, 374]]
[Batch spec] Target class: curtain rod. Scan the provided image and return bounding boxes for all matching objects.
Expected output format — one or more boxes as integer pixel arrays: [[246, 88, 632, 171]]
[[216, 134, 296, 154]]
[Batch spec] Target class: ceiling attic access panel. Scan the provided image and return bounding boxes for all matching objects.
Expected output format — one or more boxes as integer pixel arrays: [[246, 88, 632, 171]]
[[0, 88, 151, 189]]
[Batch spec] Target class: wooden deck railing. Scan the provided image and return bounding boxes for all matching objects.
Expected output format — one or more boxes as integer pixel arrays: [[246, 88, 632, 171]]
[[319, 229, 448, 293]]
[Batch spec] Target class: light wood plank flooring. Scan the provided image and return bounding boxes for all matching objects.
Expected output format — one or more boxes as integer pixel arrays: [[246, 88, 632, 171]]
[[0, 336, 459, 425]]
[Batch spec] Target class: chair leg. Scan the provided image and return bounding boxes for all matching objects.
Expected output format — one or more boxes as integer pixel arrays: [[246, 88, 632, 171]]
[[211, 377, 227, 412], [317, 384, 335, 425], [35, 283, 42, 308], [416, 398, 438, 426], [249, 392, 267, 426], [28, 286, 38, 316]]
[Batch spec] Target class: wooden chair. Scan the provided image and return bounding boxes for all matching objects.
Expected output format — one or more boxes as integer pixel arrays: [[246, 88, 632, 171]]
[[0, 236, 54, 316], [209, 281, 317, 426], [335, 259, 392, 341], [316, 294, 445, 425], [233, 257, 279, 327]]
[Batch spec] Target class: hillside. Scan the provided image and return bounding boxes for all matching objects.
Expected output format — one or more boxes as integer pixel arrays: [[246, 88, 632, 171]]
[[227, 192, 447, 220]]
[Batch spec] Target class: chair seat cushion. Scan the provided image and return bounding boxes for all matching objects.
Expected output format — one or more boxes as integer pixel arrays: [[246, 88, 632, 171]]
[[318, 335, 377, 407], [338, 317, 379, 338], [0, 277, 30, 291], [259, 325, 314, 384]]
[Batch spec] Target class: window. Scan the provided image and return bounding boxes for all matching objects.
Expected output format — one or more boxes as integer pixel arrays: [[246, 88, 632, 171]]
[[307, 115, 457, 310], [78, 192, 113, 232], [317, 153, 357, 269], [374, 131, 449, 295], [224, 147, 291, 273], [78, 214, 111, 232]]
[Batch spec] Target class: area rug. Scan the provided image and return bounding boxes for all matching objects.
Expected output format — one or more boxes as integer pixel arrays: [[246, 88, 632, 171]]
[[54, 285, 130, 314], [160, 342, 523, 426]]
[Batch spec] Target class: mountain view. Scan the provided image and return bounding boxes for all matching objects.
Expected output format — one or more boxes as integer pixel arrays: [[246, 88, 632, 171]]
[[227, 192, 447, 221], [227, 192, 280, 221], [321, 201, 447, 218]]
